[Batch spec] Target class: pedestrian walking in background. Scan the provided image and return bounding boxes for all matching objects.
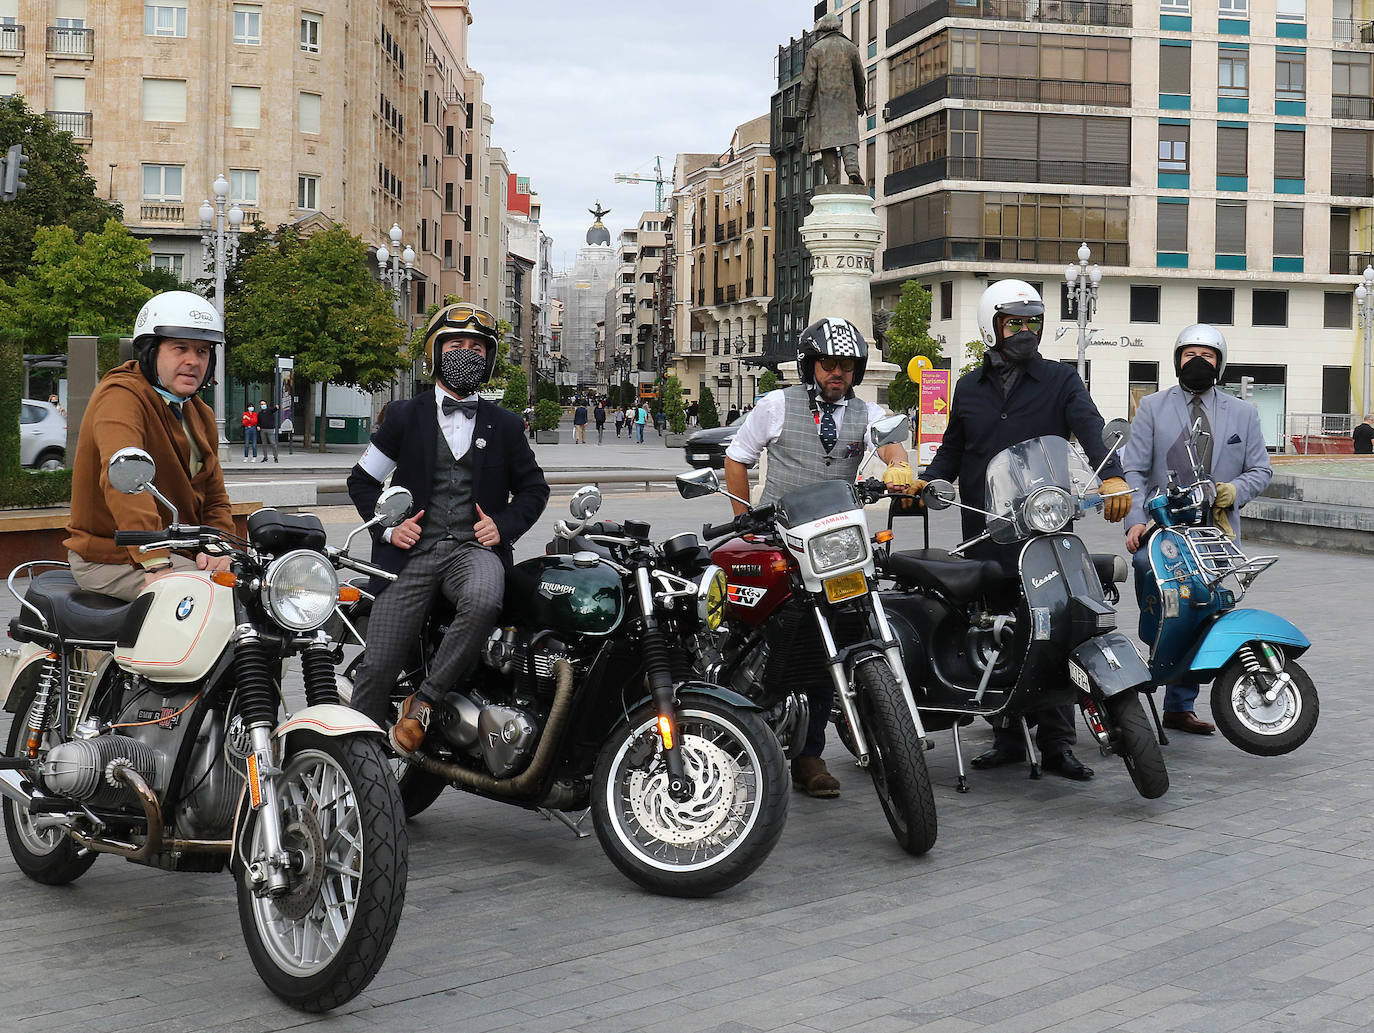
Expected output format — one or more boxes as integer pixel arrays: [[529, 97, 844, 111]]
[[241, 404, 258, 460], [688, 400, 699, 427], [594, 399, 607, 443], [258, 400, 280, 462], [1354, 414, 1374, 454], [726, 405, 740, 426], [635, 402, 647, 444], [614, 405, 626, 437], [573, 401, 588, 444]]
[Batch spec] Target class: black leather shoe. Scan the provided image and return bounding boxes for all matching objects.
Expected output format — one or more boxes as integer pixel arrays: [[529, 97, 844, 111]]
[[970, 745, 1026, 770], [1041, 749, 1094, 781]]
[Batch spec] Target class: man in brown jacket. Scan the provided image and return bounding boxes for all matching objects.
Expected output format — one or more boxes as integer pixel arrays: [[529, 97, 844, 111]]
[[65, 290, 234, 601]]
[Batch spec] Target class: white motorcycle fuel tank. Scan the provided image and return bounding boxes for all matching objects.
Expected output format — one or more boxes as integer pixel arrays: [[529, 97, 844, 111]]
[[113, 571, 236, 683]]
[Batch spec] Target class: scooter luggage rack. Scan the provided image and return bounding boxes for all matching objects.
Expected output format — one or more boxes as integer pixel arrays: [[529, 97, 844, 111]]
[[1178, 526, 1277, 594]]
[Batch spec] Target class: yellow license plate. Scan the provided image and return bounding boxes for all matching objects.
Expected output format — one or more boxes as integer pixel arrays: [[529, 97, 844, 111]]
[[824, 571, 868, 603]]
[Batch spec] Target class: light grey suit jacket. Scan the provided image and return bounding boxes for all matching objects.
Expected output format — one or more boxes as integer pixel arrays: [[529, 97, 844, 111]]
[[1121, 386, 1273, 539]]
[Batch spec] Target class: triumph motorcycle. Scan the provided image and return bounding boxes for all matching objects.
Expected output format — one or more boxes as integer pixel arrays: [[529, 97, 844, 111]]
[[0, 448, 409, 1012], [338, 486, 789, 898]]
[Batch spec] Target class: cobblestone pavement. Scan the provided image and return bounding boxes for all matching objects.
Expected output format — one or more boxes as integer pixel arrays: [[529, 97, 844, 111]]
[[1, 495, 1369, 1033]]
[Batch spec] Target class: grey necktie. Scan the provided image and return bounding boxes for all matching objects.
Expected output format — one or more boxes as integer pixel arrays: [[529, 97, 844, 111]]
[[1188, 395, 1213, 477]]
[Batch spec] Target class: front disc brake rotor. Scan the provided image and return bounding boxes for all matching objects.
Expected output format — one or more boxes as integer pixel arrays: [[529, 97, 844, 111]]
[[272, 814, 327, 921], [628, 737, 739, 846]]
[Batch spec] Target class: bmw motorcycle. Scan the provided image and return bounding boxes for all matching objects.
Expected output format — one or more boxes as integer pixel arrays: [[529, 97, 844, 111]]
[[339, 486, 789, 898], [0, 448, 409, 1012]]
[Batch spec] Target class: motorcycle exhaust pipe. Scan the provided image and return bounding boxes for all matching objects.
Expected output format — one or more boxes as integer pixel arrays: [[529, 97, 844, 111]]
[[416, 658, 575, 802], [0, 768, 32, 808]]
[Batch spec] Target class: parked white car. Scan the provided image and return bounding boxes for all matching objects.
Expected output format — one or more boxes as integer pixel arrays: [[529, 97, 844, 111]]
[[20, 398, 66, 470]]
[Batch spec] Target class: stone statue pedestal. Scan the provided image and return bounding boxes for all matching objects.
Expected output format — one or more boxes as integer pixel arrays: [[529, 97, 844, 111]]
[[778, 186, 897, 406]]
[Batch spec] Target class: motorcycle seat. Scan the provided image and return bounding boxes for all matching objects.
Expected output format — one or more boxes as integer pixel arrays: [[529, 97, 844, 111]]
[[882, 549, 1005, 603], [20, 569, 138, 643]]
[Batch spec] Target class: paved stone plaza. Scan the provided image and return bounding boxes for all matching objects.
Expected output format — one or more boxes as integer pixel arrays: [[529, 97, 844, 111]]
[[1, 481, 1370, 1033]]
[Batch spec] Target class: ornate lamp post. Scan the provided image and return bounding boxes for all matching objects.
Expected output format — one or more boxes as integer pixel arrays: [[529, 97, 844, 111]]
[[732, 335, 747, 412], [376, 222, 416, 322], [1064, 241, 1102, 386], [1355, 265, 1374, 419], [200, 174, 244, 449]]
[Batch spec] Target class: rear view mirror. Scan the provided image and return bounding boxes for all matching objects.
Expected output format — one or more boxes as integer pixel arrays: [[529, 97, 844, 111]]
[[108, 448, 156, 495], [374, 486, 413, 528], [923, 479, 956, 510], [871, 413, 910, 448], [676, 468, 720, 499], [1102, 418, 1131, 451]]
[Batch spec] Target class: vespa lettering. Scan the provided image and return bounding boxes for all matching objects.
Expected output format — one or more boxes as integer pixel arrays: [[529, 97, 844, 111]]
[[1030, 570, 1060, 589]]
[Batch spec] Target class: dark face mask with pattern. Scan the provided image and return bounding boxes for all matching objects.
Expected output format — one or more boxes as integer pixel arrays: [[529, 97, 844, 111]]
[[438, 347, 487, 397]]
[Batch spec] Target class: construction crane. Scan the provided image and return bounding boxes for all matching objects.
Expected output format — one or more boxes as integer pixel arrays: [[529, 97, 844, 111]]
[[614, 156, 667, 212]]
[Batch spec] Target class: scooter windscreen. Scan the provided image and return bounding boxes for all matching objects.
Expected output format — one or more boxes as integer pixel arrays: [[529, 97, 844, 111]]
[[984, 435, 1099, 544]]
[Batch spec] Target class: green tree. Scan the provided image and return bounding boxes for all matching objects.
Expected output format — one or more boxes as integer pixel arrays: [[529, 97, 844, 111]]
[[959, 337, 987, 376], [0, 96, 123, 287], [140, 264, 187, 294], [757, 369, 779, 396], [885, 280, 944, 414], [501, 368, 528, 411], [0, 219, 152, 349], [226, 224, 406, 451], [662, 374, 687, 434], [698, 385, 721, 429]]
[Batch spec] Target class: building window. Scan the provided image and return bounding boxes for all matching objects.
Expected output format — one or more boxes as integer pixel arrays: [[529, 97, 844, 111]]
[[1160, 0, 1189, 10], [1274, 128, 1304, 180], [1276, 0, 1303, 18], [1198, 286, 1235, 325], [1158, 123, 1188, 173], [1325, 291, 1353, 329], [297, 174, 319, 211], [232, 4, 261, 46], [141, 163, 183, 202], [1276, 52, 1305, 102], [1217, 124, 1248, 178], [229, 86, 261, 130], [1273, 205, 1303, 257], [1333, 53, 1372, 118], [1157, 200, 1188, 252], [228, 168, 258, 206], [1219, 51, 1248, 98], [300, 12, 321, 53], [1215, 201, 1246, 255], [298, 92, 321, 135], [1130, 285, 1162, 323], [1128, 361, 1160, 419], [0, 74, 16, 99], [1159, 44, 1191, 95], [141, 78, 187, 122], [940, 280, 952, 320], [1218, 0, 1248, 16], [144, 2, 188, 38], [1252, 289, 1288, 327], [149, 253, 184, 280]]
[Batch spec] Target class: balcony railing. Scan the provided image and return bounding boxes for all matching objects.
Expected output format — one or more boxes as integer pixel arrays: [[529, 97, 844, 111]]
[[140, 203, 185, 223], [888, 0, 1130, 45], [1333, 18, 1374, 43], [696, 289, 705, 305], [745, 278, 755, 297], [886, 74, 1129, 122], [725, 284, 739, 303], [1331, 251, 1374, 275], [724, 218, 740, 240], [1333, 96, 1374, 121], [885, 156, 1130, 195], [713, 224, 725, 243], [713, 287, 725, 305], [883, 235, 1127, 269], [746, 211, 755, 228], [0, 23, 24, 55], [47, 25, 93, 58], [47, 110, 92, 139], [1331, 173, 1374, 197]]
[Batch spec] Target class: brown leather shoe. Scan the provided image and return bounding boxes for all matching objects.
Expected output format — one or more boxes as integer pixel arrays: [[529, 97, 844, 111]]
[[1163, 710, 1215, 735], [389, 693, 432, 756], [791, 755, 840, 798]]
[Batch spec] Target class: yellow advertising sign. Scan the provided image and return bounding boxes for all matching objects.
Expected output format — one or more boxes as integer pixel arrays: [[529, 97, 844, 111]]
[[907, 355, 934, 381]]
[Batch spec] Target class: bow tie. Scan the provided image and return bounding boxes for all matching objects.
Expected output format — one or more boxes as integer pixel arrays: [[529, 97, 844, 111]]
[[442, 396, 478, 417]]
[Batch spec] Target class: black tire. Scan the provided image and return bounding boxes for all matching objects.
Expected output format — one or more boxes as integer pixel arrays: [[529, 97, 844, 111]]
[[1211, 652, 1318, 757], [592, 697, 788, 898], [34, 448, 64, 472], [1105, 693, 1169, 799], [340, 654, 447, 818], [852, 659, 938, 856], [236, 732, 407, 1012], [2, 692, 99, 885]]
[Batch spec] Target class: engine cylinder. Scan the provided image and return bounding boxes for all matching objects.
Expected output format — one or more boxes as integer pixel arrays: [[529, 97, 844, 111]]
[[42, 735, 161, 808]]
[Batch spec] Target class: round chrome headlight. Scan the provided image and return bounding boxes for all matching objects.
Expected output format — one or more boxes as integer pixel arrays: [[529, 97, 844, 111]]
[[262, 549, 339, 632], [697, 565, 726, 631], [1025, 486, 1072, 534]]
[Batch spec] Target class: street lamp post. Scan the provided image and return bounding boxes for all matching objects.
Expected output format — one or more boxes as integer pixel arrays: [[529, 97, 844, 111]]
[[1355, 265, 1374, 419], [732, 335, 747, 412], [200, 174, 244, 450], [376, 223, 415, 400], [1064, 241, 1102, 386]]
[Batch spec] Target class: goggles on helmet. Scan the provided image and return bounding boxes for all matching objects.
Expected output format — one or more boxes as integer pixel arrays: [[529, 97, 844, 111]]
[[427, 304, 498, 341]]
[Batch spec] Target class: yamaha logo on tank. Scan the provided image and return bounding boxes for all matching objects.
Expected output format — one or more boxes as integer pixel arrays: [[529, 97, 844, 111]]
[[175, 596, 196, 621]]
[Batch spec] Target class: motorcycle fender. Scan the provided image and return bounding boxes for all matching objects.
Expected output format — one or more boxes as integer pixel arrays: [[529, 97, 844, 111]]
[[274, 703, 385, 743], [1068, 631, 1153, 700], [626, 681, 762, 714], [1, 644, 53, 713], [1185, 609, 1311, 676]]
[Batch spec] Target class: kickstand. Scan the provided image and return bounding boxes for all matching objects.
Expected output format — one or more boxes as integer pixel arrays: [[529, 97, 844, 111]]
[[1144, 690, 1170, 747], [1019, 717, 1041, 780], [951, 724, 969, 793], [539, 807, 591, 839]]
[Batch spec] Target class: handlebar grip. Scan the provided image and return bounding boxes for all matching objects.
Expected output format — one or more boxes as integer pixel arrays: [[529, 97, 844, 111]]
[[114, 530, 170, 547], [702, 518, 737, 541]]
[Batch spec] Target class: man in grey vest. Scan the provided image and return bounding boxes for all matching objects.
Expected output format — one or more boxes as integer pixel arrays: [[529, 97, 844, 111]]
[[724, 317, 915, 797], [347, 303, 549, 755]]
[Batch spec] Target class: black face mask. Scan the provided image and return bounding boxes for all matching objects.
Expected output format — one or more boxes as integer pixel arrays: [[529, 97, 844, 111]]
[[1178, 355, 1218, 393], [438, 348, 487, 397], [996, 330, 1040, 366]]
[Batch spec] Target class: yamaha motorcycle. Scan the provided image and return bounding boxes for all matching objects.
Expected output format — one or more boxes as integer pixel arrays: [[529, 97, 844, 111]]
[[339, 486, 789, 898], [0, 448, 409, 1011], [879, 422, 1170, 800]]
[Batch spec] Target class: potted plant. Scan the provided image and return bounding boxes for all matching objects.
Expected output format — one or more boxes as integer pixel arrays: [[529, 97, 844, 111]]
[[662, 374, 688, 448], [533, 398, 562, 444]]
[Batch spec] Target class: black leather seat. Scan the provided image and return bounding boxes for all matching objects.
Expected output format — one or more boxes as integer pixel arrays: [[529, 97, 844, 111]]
[[21, 570, 137, 642], [881, 549, 1006, 603]]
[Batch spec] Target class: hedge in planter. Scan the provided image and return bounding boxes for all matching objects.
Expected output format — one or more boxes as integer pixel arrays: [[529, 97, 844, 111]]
[[0, 330, 73, 507]]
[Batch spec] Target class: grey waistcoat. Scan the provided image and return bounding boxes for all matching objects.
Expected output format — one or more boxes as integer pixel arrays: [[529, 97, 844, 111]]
[[760, 385, 867, 506], [414, 421, 477, 553]]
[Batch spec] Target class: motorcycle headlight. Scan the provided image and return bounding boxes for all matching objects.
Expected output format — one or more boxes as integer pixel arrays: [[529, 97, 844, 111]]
[[262, 549, 339, 632], [697, 565, 726, 630], [1025, 486, 1072, 534], [807, 525, 867, 574]]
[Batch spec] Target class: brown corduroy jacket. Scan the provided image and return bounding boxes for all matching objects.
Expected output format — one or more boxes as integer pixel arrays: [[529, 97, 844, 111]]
[[64, 361, 234, 567]]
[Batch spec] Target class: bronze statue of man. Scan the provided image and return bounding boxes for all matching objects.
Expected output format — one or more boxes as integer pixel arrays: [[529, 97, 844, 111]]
[[796, 14, 866, 186]]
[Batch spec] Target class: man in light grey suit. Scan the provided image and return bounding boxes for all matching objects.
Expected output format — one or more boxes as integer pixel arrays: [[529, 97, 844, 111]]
[[1121, 324, 1273, 734]]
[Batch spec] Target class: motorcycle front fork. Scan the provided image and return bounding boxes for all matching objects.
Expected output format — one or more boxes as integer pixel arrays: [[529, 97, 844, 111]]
[[635, 567, 692, 801]]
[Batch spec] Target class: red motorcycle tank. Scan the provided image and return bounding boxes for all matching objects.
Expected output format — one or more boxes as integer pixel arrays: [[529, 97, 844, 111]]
[[711, 537, 793, 628]]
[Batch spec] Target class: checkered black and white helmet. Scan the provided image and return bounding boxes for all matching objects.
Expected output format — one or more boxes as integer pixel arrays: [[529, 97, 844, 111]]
[[797, 317, 869, 387]]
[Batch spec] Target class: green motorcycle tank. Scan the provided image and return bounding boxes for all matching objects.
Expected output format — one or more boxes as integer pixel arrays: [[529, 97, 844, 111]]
[[505, 555, 626, 637]]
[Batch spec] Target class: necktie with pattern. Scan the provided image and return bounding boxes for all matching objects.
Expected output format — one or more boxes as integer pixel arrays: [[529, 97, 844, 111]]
[[1188, 395, 1213, 477], [818, 402, 838, 453], [168, 402, 183, 422]]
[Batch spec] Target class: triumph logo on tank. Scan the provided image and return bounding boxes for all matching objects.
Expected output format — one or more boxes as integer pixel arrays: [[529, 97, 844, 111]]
[[539, 581, 575, 597], [727, 584, 767, 608]]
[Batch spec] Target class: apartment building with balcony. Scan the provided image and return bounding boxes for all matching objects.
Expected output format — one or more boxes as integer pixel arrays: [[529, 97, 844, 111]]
[[864, 0, 1374, 443]]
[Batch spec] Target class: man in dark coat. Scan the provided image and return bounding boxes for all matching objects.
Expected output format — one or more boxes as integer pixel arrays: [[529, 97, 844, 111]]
[[347, 303, 549, 754], [797, 13, 865, 185]]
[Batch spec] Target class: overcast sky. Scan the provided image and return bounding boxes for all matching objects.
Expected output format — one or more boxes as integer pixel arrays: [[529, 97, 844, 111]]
[[467, 1, 809, 273]]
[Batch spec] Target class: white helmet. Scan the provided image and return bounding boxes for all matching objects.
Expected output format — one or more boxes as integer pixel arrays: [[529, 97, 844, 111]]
[[1173, 323, 1227, 380], [976, 279, 1045, 349], [132, 290, 223, 390]]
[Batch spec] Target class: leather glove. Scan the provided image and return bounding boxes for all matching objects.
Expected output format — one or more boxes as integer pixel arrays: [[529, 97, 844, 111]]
[[882, 462, 915, 493], [1099, 476, 1131, 523], [1213, 481, 1237, 539]]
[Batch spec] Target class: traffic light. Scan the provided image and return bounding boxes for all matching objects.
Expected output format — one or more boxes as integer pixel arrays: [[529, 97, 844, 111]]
[[1, 143, 29, 202], [1239, 375, 1255, 400]]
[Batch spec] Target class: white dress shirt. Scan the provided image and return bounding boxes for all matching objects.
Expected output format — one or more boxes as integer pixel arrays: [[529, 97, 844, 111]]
[[725, 390, 885, 467]]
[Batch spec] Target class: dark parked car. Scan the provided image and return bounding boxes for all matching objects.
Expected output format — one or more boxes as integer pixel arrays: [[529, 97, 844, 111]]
[[682, 418, 741, 469]]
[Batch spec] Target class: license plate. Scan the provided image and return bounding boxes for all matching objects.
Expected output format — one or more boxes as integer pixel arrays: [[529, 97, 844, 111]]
[[1067, 659, 1091, 693], [823, 570, 868, 603], [689, 453, 711, 462]]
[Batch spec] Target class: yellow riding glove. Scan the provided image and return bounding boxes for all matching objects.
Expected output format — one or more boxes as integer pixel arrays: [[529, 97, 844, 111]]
[[1213, 481, 1237, 539], [1099, 476, 1132, 523], [882, 461, 915, 493]]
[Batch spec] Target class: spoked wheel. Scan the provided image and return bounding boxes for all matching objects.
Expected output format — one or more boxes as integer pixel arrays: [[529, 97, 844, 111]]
[[1105, 693, 1169, 800], [340, 655, 447, 818], [2, 693, 99, 885], [1211, 650, 1318, 757], [592, 698, 788, 898], [852, 659, 938, 856], [236, 732, 407, 1012]]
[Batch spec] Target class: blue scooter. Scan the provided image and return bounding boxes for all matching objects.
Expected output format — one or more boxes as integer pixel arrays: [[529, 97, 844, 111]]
[[1133, 426, 1317, 756]]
